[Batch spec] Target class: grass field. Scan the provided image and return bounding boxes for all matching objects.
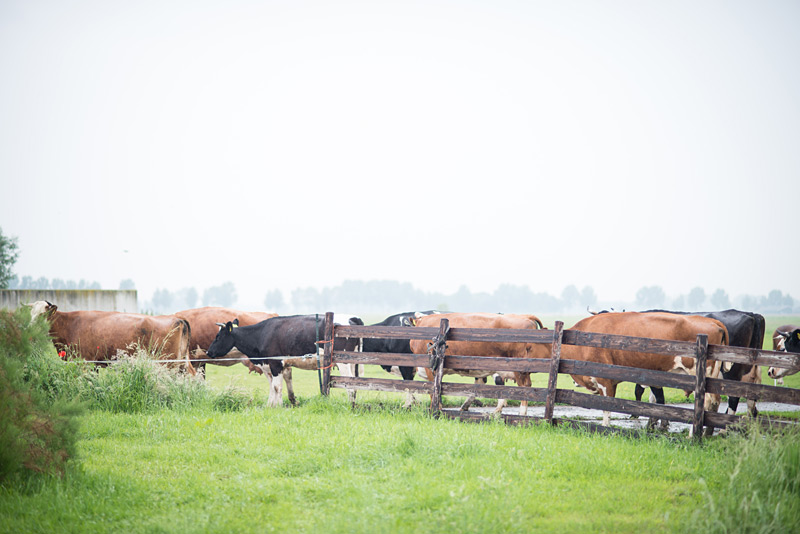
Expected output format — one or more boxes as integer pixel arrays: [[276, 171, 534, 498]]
[[1, 313, 798, 533]]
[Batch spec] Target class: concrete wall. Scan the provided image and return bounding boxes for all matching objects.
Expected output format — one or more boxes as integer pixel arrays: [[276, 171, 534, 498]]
[[0, 290, 138, 313]]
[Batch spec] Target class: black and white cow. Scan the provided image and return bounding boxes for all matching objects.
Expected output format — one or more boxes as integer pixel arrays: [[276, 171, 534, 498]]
[[634, 309, 765, 417], [206, 314, 363, 407], [362, 310, 441, 407], [768, 327, 800, 381]]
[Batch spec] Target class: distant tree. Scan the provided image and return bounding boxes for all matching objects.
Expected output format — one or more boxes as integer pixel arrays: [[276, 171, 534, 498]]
[[52, 278, 66, 289], [671, 295, 686, 310], [710, 289, 730, 310], [493, 284, 535, 313], [151, 288, 173, 313], [203, 282, 237, 308], [264, 289, 284, 311], [32, 277, 50, 289], [740, 295, 757, 311], [561, 285, 581, 311], [0, 227, 20, 289], [635, 286, 666, 309], [580, 286, 598, 309], [760, 289, 794, 313], [119, 279, 136, 290], [687, 287, 706, 310], [291, 287, 321, 312], [177, 287, 198, 309]]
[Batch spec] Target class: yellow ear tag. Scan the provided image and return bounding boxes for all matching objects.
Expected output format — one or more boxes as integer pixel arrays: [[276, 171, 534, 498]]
[[233, 324, 239, 328]]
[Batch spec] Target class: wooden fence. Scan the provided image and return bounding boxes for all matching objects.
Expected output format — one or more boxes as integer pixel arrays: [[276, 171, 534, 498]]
[[316, 312, 800, 439]]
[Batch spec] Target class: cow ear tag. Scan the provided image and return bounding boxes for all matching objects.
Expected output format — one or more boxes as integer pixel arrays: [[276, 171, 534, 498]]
[[796, 332, 800, 341]]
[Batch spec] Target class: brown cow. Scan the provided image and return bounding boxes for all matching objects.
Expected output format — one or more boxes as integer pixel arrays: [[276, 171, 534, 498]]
[[564, 311, 726, 432], [28, 300, 196, 375], [175, 307, 277, 375], [410, 312, 545, 415]]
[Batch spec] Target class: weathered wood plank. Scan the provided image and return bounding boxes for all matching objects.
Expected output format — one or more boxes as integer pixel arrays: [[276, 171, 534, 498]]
[[559, 360, 696, 390], [706, 378, 800, 406], [708, 344, 800, 371], [336, 325, 555, 344], [441, 410, 645, 436], [441, 382, 548, 403], [333, 352, 430, 367], [331, 376, 432, 394], [555, 389, 696, 423]]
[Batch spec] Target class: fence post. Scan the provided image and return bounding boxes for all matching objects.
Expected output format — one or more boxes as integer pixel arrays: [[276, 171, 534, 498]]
[[692, 334, 709, 440], [429, 318, 450, 417], [321, 311, 334, 396], [544, 321, 564, 424]]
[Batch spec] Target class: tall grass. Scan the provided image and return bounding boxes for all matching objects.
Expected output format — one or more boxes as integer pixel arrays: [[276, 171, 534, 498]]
[[687, 423, 800, 533]]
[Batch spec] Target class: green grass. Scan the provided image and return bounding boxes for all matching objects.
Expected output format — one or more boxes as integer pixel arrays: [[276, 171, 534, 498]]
[[0, 399, 739, 534], [2, 358, 798, 534]]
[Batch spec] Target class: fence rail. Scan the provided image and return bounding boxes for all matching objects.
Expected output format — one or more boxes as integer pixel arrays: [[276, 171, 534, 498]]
[[323, 312, 800, 439]]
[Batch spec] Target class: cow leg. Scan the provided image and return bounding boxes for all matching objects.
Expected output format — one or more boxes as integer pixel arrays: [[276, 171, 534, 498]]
[[645, 387, 668, 431], [402, 389, 416, 409], [266, 362, 284, 407], [400, 367, 417, 408], [598, 381, 616, 426], [283, 367, 297, 406], [514, 372, 531, 416], [461, 394, 477, 411], [631, 384, 646, 419], [338, 363, 358, 408]]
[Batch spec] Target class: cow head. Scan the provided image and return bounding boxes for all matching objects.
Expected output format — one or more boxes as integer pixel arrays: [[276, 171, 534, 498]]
[[27, 300, 57, 322], [207, 321, 237, 359], [768, 329, 800, 379], [341, 316, 364, 352]]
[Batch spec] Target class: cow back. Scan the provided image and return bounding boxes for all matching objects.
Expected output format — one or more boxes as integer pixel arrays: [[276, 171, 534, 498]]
[[175, 307, 278, 351], [565, 312, 727, 373], [410, 312, 540, 358]]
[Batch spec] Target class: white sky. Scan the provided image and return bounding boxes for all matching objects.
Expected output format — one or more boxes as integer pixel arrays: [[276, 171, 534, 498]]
[[1, 0, 798, 310]]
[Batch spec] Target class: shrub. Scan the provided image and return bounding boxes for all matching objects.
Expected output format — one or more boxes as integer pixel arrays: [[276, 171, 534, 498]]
[[0, 309, 82, 482]]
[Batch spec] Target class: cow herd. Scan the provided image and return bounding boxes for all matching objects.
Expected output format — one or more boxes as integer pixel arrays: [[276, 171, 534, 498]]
[[24, 301, 800, 430]]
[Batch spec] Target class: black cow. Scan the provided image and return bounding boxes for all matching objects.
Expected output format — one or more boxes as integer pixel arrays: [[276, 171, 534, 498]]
[[768, 327, 800, 380], [363, 310, 441, 407], [206, 314, 363, 407], [634, 309, 765, 417]]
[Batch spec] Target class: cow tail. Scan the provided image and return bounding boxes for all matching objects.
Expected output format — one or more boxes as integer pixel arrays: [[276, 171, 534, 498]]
[[752, 314, 766, 350], [179, 319, 196, 375]]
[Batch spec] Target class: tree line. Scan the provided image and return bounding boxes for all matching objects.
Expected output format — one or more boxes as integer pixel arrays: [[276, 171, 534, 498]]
[[0, 227, 796, 315]]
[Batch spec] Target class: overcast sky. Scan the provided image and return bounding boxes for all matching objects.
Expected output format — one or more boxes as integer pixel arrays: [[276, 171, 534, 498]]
[[1, 0, 798, 310]]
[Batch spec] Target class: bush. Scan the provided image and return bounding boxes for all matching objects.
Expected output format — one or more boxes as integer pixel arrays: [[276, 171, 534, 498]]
[[0, 309, 82, 482]]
